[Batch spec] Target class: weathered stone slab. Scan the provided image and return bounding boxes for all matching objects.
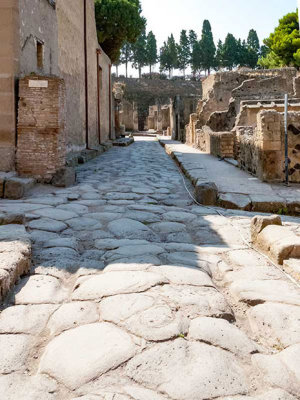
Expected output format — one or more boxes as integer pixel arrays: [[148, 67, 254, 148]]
[[255, 225, 300, 264], [248, 303, 300, 348], [230, 279, 300, 306], [252, 344, 300, 398], [12, 275, 68, 305], [0, 373, 58, 400], [0, 334, 32, 373], [0, 304, 57, 334], [188, 317, 257, 356], [149, 265, 215, 287], [108, 218, 157, 240], [126, 339, 248, 400], [219, 193, 251, 211], [32, 207, 78, 221], [72, 271, 167, 300], [194, 181, 218, 206], [250, 214, 282, 242], [283, 258, 300, 282], [47, 302, 99, 335], [39, 323, 136, 390], [28, 218, 67, 232], [4, 177, 35, 199], [156, 285, 233, 320]]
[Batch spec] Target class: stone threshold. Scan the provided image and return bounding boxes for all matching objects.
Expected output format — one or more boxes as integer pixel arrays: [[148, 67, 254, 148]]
[[159, 138, 300, 216], [112, 137, 134, 147]]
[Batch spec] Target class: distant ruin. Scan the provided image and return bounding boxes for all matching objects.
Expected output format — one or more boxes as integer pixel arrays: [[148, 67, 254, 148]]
[[184, 68, 300, 183], [113, 77, 202, 139]]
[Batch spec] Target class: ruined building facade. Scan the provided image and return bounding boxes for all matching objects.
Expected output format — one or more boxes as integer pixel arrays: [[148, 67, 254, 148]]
[[185, 68, 300, 183], [0, 0, 114, 182], [114, 77, 201, 139]]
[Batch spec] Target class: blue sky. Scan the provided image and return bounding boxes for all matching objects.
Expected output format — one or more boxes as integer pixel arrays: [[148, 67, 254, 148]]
[[117, 0, 297, 76]]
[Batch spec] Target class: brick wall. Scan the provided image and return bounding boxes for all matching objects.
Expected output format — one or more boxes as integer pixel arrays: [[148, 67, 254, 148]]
[[209, 131, 235, 158], [16, 76, 66, 181]]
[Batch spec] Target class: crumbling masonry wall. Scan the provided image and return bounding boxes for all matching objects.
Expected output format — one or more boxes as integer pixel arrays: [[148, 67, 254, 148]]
[[16, 76, 66, 181]]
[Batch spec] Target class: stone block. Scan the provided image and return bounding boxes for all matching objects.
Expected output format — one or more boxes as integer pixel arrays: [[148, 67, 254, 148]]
[[219, 193, 251, 211], [283, 259, 300, 282], [250, 194, 285, 213], [255, 225, 300, 264], [194, 181, 218, 206], [51, 167, 76, 188], [250, 214, 282, 242], [4, 177, 35, 199]]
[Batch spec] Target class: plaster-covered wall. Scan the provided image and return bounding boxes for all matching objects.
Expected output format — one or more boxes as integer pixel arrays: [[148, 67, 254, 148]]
[[19, 0, 58, 77]]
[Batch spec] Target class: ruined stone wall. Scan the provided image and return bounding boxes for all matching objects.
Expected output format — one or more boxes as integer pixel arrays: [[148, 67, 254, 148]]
[[0, 0, 19, 171], [16, 76, 66, 181], [238, 110, 300, 182], [19, 0, 58, 77]]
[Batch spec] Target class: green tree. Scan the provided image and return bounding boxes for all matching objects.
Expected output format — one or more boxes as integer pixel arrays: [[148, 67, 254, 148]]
[[191, 41, 202, 76], [94, 0, 146, 63], [222, 33, 239, 70], [146, 31, 157, 77], [120, 42, 132, 78], [199, 20, 216, 74], [259, 11, 300, 68], [215, 39, 224, 70], [132, 31, 147, 78], [177, 30, 190, 78], [246, 29, 260, 68], [159, 34, 178, 78]]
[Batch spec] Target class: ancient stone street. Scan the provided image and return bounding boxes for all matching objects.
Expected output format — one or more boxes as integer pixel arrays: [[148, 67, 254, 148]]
[[0, 138, 299, 400]]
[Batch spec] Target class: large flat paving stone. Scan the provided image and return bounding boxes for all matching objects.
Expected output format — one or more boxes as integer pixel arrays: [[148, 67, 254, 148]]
[[100, 292, 156, 324], [252, 344, 300, 398], [188, 317, 258, 357], [0, 304, 58, 334], [0, 373, 58, 400], [230, 279, 300, 306], [108, 218, 157, 240], [32, 207, 78, 221], [155, 285, 233, 320], [28, 218, 67, 233], [47, 302, 99, 335], [72, 271, 167, 300], [220, 389, 297, 399], [66, 217, 102, 231], [11, 275, 68, 304], [149, 265, 215, 287], [248, 302, 300, 350], [0, 334, 32, 373], [39, 322, 136, 390], [124, 305, 190, 341], [126, 339, 248, 400]]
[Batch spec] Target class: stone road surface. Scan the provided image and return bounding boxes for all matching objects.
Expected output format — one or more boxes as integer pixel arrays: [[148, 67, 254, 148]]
[[0, 137, 300, 400]]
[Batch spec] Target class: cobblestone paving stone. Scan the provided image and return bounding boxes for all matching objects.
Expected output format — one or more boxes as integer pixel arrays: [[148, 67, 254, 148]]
[[0, 138, 299, 399]]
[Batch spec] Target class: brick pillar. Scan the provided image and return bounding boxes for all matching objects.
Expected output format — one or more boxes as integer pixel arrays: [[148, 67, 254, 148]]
[[0, 0, 20, 171], [16, 76, 66, 182]]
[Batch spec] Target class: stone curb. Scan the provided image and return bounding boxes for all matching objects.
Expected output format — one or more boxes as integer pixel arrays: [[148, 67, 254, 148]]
[[0, 224, 31, 303], [159, 139, 300, 216], [112, 137, 134, 147]]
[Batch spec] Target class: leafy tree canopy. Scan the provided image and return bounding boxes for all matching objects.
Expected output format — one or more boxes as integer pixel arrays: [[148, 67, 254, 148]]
[[95, 0, 146, 63], [131, 30, 148, 78], [260, 11, 300, 67], [160, 34, 178, 78]]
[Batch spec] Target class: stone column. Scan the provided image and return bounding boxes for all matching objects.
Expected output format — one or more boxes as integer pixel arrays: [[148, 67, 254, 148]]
[[0, 0, 20, 171], [133, 102, 139, 131], [157, 103, 163, 133]]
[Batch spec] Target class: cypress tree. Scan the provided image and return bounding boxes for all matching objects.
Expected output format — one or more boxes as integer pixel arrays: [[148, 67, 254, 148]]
[[146, 31, 158, 77], [177, 30, 190, 78], [199, 20, 216, 74]]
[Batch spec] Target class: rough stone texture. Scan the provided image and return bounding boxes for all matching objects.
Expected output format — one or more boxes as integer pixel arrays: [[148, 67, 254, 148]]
[[0, 334, 32, 374], [188, 317, 257, 356], [40, 323, 136, 390], [0, 225, 31, 302], [72, 271, 167, 300], [52, 167, 76, 187], [4, 177, 36, 199], [255, 225, 300, 264], [252, 344, 300, 398], [195, 181, 218, 205], [126, 339, 248, 400], [251, 214, 282, 242], [282, 258, 300, 282], [248, 303, 300, 348]]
